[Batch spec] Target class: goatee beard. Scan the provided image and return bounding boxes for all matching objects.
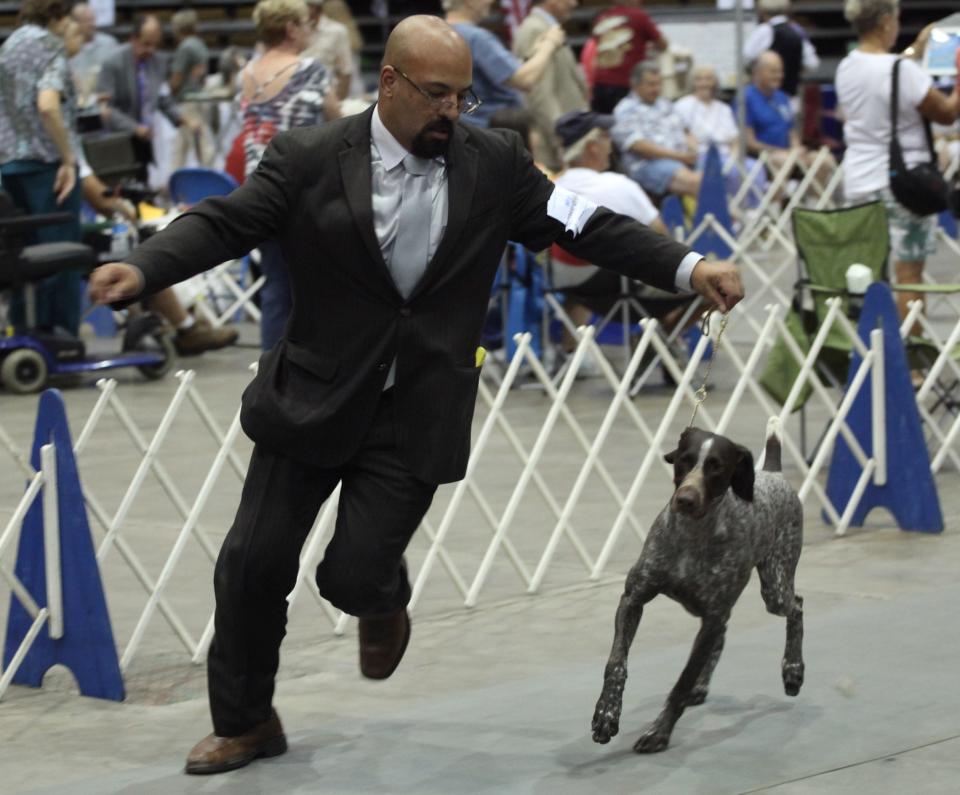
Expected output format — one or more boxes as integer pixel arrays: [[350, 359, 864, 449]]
[[410, 118, 454, 158]]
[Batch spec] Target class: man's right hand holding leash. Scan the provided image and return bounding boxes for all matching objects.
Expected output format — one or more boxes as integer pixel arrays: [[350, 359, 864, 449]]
[[690, 259, 744, 314]]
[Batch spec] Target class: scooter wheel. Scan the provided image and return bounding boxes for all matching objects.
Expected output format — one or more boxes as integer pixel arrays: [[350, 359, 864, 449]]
[[136, 332, 177, 380], [1, 348, 48, 394]]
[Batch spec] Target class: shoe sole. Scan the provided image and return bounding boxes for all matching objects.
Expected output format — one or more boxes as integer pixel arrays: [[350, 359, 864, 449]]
[[361, 613, 411, 681], [184, 734, 288, 775]]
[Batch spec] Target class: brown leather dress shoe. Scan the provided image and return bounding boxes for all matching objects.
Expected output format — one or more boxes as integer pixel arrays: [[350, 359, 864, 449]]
[[175, 317, 239, 356], [358, 607, 411, 680], [185, 709, 287, 775]]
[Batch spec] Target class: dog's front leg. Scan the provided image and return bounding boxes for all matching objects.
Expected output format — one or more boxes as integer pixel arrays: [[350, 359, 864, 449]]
[[634, 617, 725, 753], [592, 584, 652, 744]]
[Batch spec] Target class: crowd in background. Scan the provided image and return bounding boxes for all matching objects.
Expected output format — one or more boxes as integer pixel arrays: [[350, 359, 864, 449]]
[[1, 0, 959, 366]]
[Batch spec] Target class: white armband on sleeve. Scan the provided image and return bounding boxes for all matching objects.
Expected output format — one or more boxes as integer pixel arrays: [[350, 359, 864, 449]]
[[675, 251, 704, 293], [547, 186, 599, 237]]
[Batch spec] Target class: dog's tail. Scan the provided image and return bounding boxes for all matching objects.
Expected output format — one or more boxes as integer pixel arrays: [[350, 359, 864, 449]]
[[762, 416, 783, 472]]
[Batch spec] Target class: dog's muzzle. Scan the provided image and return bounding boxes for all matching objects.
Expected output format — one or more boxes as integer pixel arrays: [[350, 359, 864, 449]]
[[672, 485, 703, 515]]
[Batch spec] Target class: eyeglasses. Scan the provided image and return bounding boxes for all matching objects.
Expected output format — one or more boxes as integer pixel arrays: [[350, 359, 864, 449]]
[[390, 66, 482, 116]]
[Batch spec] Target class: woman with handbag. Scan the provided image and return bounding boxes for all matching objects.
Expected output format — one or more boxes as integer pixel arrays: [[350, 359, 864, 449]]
[[836, 0, 960, 323]]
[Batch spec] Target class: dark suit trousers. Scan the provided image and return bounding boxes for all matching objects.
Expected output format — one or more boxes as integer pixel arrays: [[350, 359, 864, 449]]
[[207, 390, 437, 736]]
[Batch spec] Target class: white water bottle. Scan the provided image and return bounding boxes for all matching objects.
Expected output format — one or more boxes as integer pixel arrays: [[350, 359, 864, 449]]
[[110, 214, 130, 256]]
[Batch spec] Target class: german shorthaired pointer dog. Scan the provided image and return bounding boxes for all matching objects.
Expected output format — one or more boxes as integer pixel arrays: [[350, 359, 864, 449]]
[[592, 419, 804, 753]]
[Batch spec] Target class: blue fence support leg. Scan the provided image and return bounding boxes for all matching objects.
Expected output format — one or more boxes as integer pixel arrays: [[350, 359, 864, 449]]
[[3, 389, 125, 700], [824, 283, 943, 533], [690, 144, 734, 260]]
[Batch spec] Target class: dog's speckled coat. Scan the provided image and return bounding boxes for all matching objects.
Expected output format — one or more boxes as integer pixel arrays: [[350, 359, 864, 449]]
[[592, 421, 804, 753]]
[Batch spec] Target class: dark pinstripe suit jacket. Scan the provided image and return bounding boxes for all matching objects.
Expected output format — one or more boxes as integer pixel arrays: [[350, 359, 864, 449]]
[[125, 106, 693, 484]]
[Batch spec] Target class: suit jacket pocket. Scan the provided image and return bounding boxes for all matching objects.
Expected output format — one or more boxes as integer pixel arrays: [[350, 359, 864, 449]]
[[284, 341, 339, 382]]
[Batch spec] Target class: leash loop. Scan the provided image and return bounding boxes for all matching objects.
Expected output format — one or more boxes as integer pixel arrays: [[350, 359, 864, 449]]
[[688, 309, 729, 428]]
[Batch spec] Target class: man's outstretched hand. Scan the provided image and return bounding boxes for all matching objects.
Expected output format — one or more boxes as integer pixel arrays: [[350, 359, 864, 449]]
[[690, 259, 744, 313], [88, 263, 143, 305]]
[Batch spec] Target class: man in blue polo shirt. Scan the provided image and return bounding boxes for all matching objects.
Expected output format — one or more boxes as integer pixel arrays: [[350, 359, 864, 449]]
[[743, 50, 834, 189]]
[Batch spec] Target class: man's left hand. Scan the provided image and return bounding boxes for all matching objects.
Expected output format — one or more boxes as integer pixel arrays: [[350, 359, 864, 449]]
[[690, 259, 744, 313]]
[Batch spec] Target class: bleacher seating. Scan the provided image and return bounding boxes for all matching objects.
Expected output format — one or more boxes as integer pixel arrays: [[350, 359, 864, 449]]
[[0, 1, 955, 88]]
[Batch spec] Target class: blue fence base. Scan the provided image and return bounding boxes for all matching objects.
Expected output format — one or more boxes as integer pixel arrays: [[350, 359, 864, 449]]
[[824, 283, 943, 533], [2, 390, 125, 700]]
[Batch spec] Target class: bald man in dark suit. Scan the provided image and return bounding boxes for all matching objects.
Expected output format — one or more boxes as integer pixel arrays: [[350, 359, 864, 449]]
[[90, 15, 743, 775]]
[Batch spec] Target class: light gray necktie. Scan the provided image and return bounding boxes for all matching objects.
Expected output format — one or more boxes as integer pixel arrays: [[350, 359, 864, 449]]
[[389, 153, 433, 299], [383, 154, 432, 389]]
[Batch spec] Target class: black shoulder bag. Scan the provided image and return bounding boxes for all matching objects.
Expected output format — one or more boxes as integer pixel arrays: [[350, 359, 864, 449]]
[[888, 57, 950, 217]]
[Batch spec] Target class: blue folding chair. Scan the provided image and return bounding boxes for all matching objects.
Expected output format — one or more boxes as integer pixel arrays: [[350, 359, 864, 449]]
[[168, 168, 238, 206]]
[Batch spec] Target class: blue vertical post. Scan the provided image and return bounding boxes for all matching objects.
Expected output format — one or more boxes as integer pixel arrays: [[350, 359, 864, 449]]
[[3, 390, 125, 700]]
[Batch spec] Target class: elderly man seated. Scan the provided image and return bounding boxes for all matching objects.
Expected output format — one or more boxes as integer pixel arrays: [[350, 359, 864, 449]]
[[611, 62, 701, 199], [551, 110, 700, 356], [743, 50, 834, 188]]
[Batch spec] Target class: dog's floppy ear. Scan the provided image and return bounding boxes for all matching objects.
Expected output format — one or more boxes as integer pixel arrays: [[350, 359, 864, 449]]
[[731, 445, 755, 502], [665, 428, 693, 464]]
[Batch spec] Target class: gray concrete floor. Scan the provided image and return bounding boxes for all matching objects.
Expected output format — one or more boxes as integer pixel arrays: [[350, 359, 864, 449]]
[[1, 247, 959, 793]]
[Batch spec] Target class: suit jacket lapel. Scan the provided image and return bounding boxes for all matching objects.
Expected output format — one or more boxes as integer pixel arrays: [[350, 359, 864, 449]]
[[409, 123, 478, 301], [338, 107, 402, 299]]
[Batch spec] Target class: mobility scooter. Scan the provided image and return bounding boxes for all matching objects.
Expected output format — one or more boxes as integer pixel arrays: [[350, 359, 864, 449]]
[[0, 191, 175, 394]]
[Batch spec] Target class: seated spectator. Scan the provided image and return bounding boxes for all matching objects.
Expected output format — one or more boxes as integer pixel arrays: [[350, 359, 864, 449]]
[[78, 169, 238, 354], [674, 65, 769, 202], [169, 10, 215, 169], [590, 0, 668, 113], [303, 0, 353, 99], [69, 2, 118, 107], [612, 62, 701, 198], [743, 50, 833, 187], [552, 110, 698, 344], [513, 0, 588, 173], [444, 0, 565, 127], [96, 15, 201, 181], [743, 0, 820, 110], [240, 0, 341, 351]]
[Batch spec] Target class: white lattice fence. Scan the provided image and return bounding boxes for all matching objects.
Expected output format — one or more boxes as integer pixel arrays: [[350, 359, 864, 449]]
[[0, 300, 952, 690]]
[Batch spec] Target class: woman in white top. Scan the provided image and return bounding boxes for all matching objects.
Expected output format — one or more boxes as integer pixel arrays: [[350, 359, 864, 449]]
[[674, 66, 769, 205], [836, 0, 960, 322]]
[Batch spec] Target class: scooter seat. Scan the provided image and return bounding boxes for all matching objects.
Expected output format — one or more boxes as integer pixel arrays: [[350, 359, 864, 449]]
[[0, 242, 95, 289]]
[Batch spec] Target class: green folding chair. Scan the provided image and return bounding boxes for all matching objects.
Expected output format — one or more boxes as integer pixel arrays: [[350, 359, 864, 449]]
[[760, 201, 890, 413]]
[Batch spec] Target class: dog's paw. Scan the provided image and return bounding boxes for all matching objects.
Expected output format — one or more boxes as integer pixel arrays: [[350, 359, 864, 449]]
[[685, 687, 708, 707], [591, 697, 621, 744], [633, 724, 670, 754], [783, 662, 804, 696]]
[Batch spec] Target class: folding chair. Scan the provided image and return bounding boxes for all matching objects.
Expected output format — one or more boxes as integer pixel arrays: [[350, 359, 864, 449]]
[[760, 201, 960, 455], [540, 244, 701, 388], [759, 202, 889, 453], [168, 167, 238, 206]]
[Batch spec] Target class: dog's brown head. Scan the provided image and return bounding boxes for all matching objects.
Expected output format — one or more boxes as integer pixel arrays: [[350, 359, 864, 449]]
[[664, 427, 754, 518]]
